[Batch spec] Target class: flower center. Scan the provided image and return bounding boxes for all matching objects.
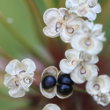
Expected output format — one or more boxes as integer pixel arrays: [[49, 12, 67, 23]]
[[56, 22, 62, 32], [80, 68, 86, 74], [93, 84, 100, 91], [23, 77, 31, 84], [85, 38, 91, 46], [67, 27, 74, 34]]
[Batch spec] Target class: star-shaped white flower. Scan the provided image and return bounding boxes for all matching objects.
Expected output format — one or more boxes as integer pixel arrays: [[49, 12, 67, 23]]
[[43, 8, 84, 43], [71, 21, 105, 55], [66, 0, 101, 21], [86, 75, 110, 106], [4, 59, 36, 98]]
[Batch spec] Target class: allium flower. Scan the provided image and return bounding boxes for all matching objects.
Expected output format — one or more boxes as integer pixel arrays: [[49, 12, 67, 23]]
[[86, 75, 110, 106], [4, 59, 36, 98], [43, 8, 84, 43], [40, 66, 74, 99], [60, 49, 99, 73], [71, 21, 105, 55], [66, 0, 101, 21], [43, 104, 61, 110]]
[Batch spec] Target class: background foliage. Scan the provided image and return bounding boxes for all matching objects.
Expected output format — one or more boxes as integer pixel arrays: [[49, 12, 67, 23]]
[[0, 0, 110, 110]]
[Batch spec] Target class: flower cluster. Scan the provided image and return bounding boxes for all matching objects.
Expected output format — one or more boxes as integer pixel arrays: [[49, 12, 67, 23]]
[[42, 0, 110, 107], [4, 59, 36, 98]]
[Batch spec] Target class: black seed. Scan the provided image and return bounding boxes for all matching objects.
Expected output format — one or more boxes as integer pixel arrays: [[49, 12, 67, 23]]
[[58, 74, 74, 85], [42, 75, 56, 89], [57, 84, 73, 95]]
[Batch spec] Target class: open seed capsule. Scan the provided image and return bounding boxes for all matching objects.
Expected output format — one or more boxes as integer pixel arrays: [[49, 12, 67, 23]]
[[40, 66, 58, 99], [56, 72, 74, 99]]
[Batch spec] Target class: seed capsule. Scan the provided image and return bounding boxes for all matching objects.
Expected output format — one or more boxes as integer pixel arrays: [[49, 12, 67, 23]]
[[58, 74, 74, 85], [42, 75, 56, 89], [57, 84, 73, 96]]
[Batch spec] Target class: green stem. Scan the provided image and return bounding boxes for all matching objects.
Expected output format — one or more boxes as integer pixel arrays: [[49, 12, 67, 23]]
[[0, 14, 54, 65], [74, 86, 87, 94]]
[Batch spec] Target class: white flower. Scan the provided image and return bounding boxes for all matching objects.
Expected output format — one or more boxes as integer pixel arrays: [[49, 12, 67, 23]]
[[93, 93, 110, 106], [86, 75, 110, 106], [60, 49, 99, 73], [86, 75, 110, 96], [43, 104, 61, 110], [43, 8, 84, 43], [66, 0, 101, 21], [83, 21, 106, 41], [71, 21, 105, 55], [4, 59, 36, 98], [70, 63, 98, 84]]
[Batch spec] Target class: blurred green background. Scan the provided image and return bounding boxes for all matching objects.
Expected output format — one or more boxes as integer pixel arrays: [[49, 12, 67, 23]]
[[0, 0, 110, 110]]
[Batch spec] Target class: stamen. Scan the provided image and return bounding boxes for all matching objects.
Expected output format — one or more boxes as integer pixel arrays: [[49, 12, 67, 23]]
[[67, 27, 74, 34]]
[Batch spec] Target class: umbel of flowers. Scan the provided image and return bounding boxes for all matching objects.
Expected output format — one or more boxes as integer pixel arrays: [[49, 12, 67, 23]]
[[42, 0, 110, 107], [3, 0, 110, 109]]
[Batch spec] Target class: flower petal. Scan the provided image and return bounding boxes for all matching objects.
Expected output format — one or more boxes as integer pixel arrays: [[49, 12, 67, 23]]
[[85, 11, 97, 21], [5, 59, 20, 75], [43, 8, 60, 25], [3, 74, 16, 88], [43, 104, 61, 110], [9, 87, 25, 98], [59, 59, 75, 73], [92, 3, 101, 13], [22, 58, 36, 73]]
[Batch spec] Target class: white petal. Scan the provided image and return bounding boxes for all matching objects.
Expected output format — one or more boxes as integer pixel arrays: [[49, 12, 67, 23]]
[[59, 59, 75, 73], [43, 104, 61, 110], [95, 32, 106, 42], [22, 58, 36, 73], [65, 49, 80, 61], [43, 25, 60, 38], [92, 24, 103, 32], [9, 87, 25, 98], [60, 26, 72, 43], [92, 3, 102, 13], [43, 8, 60, 25], [66, 0, 78, 8], [70, 64, 85, 84], [84, 64, 99, 81], [3, 74, 16, 88], [5, 59, 20, 75], [85, 11, 97, 21], [88, 55, 99, 64]]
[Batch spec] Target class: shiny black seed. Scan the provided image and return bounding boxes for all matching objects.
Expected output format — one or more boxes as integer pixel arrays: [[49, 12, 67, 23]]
[[42, 75, 56, 89], [57, 84, 73, 95], [58, 74, 74, 85]]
